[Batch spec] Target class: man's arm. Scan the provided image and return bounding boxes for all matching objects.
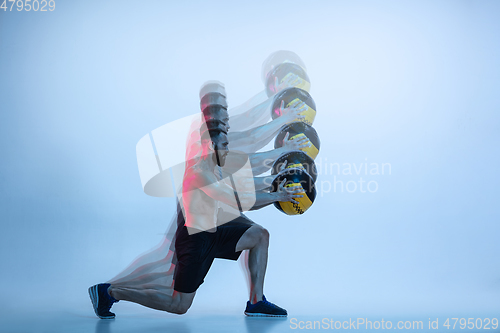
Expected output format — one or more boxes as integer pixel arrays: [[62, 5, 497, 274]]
[[193, 170, 302, 211], [188, 171, 249, 209], [248, 133, 311, 175], [228, 74, 305, 132], [251, 183, 304, 207], [228, 99, 307, 153], [228, 114, 286, 153], [253, 175, 277, 191], [222, 132, 310, 176], [227, 93, 272, 132], [236, 159, 290, 192]]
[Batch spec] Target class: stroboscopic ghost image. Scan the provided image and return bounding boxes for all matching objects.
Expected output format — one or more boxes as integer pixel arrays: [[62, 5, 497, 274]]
[[106, 51, 317, 303]]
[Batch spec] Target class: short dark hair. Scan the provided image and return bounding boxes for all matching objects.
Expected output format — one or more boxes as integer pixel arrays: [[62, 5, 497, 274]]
[[204, 119, 226, 131], [202, 104, 227, 121], [200, 116, 228, 145], [200, 92, 227, 112], [200, 127, 227, 145]]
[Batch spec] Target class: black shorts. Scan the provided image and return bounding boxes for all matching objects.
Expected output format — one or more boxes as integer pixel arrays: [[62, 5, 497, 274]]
[[173, 211, 255, 293]]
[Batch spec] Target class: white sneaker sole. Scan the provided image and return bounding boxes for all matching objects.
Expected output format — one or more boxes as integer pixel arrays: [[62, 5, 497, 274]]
[[244, 311, 287, 317]]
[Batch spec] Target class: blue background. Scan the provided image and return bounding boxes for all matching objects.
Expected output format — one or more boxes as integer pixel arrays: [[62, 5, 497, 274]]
[[1, 0, 499, 320]]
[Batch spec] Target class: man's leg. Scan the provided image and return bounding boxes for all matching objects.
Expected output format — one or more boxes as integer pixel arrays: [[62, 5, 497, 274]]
[[109, 252, 175, 286], [235, 224, 269, 304], [110, 266, 176, 288], [108, 286, 195, 315]]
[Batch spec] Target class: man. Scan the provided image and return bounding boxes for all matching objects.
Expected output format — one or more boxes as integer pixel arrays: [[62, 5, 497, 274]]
[[89, 74, 310, 318], [89, 116, 304, 318]]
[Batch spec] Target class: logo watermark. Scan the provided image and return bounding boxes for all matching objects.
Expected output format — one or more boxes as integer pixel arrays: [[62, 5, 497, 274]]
[[315, 157, 392, 196], [289, 317, 499, 330]]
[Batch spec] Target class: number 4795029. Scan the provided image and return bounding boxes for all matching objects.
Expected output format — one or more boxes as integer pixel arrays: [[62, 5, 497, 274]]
[[443, 318, 498, 330], [1, 0, 55, 11]]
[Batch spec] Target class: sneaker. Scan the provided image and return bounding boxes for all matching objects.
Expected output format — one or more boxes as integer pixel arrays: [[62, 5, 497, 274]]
[[244, 295, 287, 317], [88, 283, 119, 319]]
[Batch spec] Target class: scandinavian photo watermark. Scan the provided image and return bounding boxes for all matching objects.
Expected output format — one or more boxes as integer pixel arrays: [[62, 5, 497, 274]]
[[315, 157, 391, 196], [262, 157, 393, 196]]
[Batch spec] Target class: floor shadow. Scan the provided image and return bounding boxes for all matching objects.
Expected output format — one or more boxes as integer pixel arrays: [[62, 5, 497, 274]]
[[95, 319, 113, 333], [244, 316, 288, 333]]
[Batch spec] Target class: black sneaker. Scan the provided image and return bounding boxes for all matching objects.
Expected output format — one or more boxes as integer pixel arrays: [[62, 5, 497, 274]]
[[88, 283, 119, 319], [244, 295, 287, 317]]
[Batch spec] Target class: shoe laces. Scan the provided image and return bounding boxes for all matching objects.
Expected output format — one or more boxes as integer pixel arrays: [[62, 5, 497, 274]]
[[262, 296, 278, 308]]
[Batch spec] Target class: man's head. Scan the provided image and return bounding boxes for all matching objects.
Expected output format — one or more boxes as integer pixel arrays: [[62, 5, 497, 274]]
[[200, 124, 229, 167], [200, 92, 227, 112], [202, 104, 230, 132]]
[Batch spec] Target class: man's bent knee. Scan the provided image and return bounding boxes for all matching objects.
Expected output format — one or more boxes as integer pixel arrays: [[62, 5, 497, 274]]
[[169, 300, 191, 315], [237, 225, 270, 251], [174, 304, 190, 315], [255, 226, 269, 243], [169, 291, 195, 315], [251, 225, 270, 246]]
